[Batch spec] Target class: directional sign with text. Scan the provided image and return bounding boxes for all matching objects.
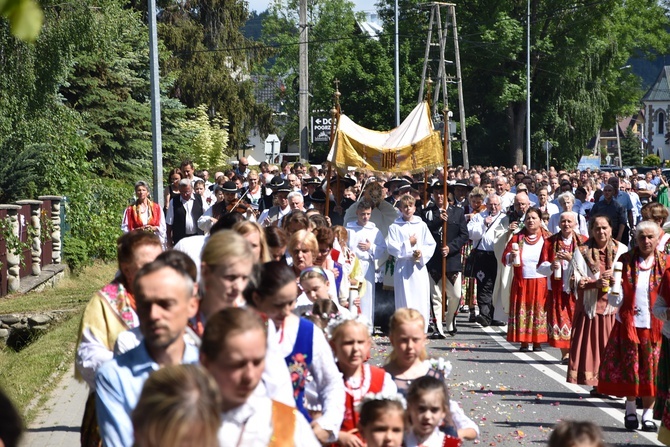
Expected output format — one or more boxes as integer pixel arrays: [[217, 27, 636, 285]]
[[311, 116, 333, 143]]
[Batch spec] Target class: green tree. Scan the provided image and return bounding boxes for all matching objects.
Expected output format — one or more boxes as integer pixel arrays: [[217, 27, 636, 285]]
[[179, 104, 231, 168], [620, 127, 641, 166], [376, 0, 670, 168], [261, 0, 395, 155], [154, 0, 274, 152]]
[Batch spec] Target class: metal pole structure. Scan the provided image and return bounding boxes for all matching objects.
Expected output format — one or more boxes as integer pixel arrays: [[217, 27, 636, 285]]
[[526, 0, 531, 169], [299, 0, 309, 161], [441, 106, 450, 318], [615, 118, 623, 167], [148, 0, 163, 207], [451, 6, 469, 169], [417, 5, 435, 104], [394, 0, 400, 126]]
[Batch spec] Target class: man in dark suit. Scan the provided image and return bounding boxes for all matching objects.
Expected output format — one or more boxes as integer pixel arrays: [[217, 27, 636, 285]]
[[166, 179, 204, 247], [422, 181, 469, 338]]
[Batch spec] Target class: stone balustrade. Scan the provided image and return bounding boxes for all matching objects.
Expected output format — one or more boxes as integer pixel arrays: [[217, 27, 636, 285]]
[[0, 197, 64, 296]]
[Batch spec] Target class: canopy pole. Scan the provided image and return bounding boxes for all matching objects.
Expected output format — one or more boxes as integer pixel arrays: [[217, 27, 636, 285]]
[[325, 80, 341, 217], [441, 106, 450, 319]]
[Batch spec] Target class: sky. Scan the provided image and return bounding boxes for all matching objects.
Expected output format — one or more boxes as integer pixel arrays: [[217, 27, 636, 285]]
[[247, 0, 379, 14]]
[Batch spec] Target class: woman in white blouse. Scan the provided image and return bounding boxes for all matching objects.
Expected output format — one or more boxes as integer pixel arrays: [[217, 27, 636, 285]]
[[598, 221, 665, 432], [248, 260, 345, 444]]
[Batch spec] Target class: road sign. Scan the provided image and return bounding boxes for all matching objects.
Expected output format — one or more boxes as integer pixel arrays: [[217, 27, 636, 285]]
[[311, 116, 333, 143]]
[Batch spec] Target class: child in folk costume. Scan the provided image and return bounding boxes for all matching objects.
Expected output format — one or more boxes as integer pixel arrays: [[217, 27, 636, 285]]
[[295, 266, 352, 318], [326, 315, 397, 446], [547, 420, 607, 447], [357, 394, 406, 447], [405, 376, 462, 447], [598, 221, 666, 431], [383, 309, 479, 441], [387, 194, 437, 332], [346, 200, 387, 328]]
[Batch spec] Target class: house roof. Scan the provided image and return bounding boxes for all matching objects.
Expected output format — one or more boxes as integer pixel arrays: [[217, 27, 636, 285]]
[[642, 66, 670, 101]]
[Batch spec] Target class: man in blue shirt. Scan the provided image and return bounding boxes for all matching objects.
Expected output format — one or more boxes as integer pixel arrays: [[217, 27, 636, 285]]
[[95, 257, 199, 447]]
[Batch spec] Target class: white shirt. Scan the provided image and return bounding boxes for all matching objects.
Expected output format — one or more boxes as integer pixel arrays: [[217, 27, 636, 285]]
[[275, 316, 345, 438], [166, 195, 196, 234], [652, 292, 670, 338], [610, 257, 652, 329], [467, 211, 504, 252], [218, 394, 319, 447], [258, 205, 291, 226]]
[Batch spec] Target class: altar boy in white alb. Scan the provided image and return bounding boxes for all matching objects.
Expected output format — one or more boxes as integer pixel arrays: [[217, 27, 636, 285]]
[[346, 199, 387, 329], [387, 194, 437, 332]]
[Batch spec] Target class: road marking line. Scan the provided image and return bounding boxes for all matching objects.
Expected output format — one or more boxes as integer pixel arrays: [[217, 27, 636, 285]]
[[482, 326, 663, 445]]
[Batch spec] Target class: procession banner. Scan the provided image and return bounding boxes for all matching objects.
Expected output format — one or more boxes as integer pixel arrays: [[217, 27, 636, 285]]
[[326, 101, 443, 174]]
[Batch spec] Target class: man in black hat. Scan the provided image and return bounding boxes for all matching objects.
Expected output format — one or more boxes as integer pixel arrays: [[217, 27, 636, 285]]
[[384, 177, 412, 207], [451, 181, 472, 211], [258, 178, 292, 226], [422, 181, 468, 338], [302, 177, 321, 209], [197, 181, 240, 233]]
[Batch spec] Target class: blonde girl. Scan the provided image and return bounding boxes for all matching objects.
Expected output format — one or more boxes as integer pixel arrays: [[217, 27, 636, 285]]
[[404, 376, 460, 447], [327, 315, 397, 446], [232, 220, 271, 263], [384, 309, 478, 441], [357, 395, 405, 447], [296, 266, 353, 317]]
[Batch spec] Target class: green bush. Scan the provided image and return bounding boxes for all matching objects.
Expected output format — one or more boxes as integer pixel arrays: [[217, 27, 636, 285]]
[[643, 154, 661, 167], [61, 237, 90, 274]]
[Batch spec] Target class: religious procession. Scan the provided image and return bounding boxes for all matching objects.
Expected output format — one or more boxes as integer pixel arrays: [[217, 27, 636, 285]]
[[0, 89, 665, 447]]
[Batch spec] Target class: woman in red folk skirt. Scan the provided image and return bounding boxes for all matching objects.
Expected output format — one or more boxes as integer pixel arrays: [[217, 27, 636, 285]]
[[598, 221, 666, 432], [538, 212, 587, 364], [502, 207, 550, 352]]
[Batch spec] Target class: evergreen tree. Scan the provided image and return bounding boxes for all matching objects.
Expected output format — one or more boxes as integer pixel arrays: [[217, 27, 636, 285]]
[[155, 0, 274, 152], [620, 127, 641, 166]]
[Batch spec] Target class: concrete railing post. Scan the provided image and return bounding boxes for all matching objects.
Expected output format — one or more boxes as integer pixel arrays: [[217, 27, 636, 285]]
[[0, 205, 22, 293], [16, 200, 43, 276], [38, 196, 63, 265]]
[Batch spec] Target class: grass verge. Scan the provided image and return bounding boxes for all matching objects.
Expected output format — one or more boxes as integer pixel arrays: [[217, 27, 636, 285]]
[[0, 261, 116, 422]]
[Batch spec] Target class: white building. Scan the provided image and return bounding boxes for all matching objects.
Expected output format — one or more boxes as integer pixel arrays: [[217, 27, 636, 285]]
[[642, 65, 670, 161]]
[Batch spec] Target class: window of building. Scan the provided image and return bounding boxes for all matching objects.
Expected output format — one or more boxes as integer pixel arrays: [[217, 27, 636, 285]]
[[659, 111, 665, 135]]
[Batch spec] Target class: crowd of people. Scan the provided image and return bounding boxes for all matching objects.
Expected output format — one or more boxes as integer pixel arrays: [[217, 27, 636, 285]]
[[6, 159, 670, 447]]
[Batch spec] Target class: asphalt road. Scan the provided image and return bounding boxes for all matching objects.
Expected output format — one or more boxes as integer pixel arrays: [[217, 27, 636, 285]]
[[369, 311, 663, 447]]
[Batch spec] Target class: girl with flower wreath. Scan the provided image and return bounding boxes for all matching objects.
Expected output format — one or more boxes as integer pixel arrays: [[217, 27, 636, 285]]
[[121, 181, 166, 247], [538, 211, 587, 363], [357, 394, 406, 447], [383, 308, 478, 441], [502, 207, 550, 351], [249, 261, 345, 444], [568, 215, 627, 393], [326, 313, 397, 447], [597, 221, 666, 431]]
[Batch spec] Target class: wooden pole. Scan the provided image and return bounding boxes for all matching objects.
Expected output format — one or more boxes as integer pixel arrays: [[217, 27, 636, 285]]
[[325, 80, 341, 217], [441, 107, 450, 319], [423, 169, 429, 207]]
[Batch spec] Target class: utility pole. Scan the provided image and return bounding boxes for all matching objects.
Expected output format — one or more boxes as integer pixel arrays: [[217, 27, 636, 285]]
[[148, 0, 163, 207], [526, 0, 531, 169], [299, 0, 309, 161], [417, 3, 468, 167], [394, 0, 400, 126]]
